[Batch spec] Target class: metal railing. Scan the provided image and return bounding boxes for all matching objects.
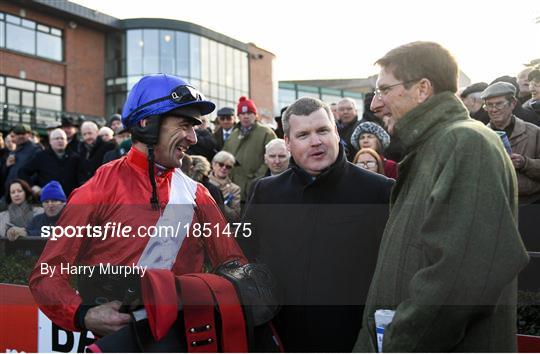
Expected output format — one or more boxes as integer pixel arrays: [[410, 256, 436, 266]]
[[1, 104, 106, 133]]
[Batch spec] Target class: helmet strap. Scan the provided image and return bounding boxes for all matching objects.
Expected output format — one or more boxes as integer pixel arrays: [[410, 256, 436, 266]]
[[147, 145, 160, 211], [130, 116, 162, 210]]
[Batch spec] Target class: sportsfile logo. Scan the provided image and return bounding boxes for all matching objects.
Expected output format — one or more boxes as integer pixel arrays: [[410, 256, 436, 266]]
[[40, 222, 252, 241]]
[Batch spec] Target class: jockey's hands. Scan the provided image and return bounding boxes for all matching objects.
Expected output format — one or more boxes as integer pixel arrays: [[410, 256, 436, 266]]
[[84, 300, 132, 336]]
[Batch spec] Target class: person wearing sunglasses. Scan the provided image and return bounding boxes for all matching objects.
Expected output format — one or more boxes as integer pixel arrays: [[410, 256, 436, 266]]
[[355, 42, 528, 353], [29, 74, 247, 338], [209, 151, 241, 222], [213, 107, 237, 150]]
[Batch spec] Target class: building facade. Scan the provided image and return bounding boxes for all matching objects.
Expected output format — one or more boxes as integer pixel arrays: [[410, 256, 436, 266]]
[[0, 0, 275, 132]]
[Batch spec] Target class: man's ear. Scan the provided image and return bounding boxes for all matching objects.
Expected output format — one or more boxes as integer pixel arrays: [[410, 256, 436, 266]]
[[416, 78, 434, 104], [510, 98, 517, 110], [284, 135, 291, 152]]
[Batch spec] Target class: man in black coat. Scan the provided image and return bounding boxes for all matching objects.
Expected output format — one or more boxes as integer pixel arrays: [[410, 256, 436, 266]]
[[18, 128, 81, 197], [77, 121, 116, 184], [59, 115, 80, 154], [4, 124, 41, 191], [241, 97, 394, 352], [213, 107, 236, 149]]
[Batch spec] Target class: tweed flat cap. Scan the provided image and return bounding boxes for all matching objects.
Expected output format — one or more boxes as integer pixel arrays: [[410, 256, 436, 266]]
[[480, 82, 516, 100], [217, 107, 235, 116], [460, 82, 488, 98]]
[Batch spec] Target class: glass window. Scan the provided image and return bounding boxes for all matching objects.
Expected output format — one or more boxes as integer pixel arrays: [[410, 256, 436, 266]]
[[321, 94, 343, 104], [0, 18, 4, 47], [6, 77, 35, 91], [127, 30, 143, 76], [209, 40, 218, 84], [7, 88, 20, 105], [297, 90, 319, 99], [199, 36, 209, 82], [240, 52, 249, 94], [159, 30, 175, 74], [209, 83, 218, 99], [176, 32, 189, 77], [234, 50, 241, 91], [218, 43, 226, 87], [189, 34, 200, 80], [200, 80, 209, 96], [22, 91, 34, 107], [278, 88, 296, 108], [37, 24, 49, 32], [2, 14, 62, 60], [143, 29, 159, 73], [50, 86, 62, 95], [226, 47, 233, 88], [6, 14, 19, 24], [36, 92, 61, 110], [234, 90, 243, 102], [37, 31, 62, 61], [36, 83, 49, 92], [218, 84, 226, 100], [127, 76, 142, 90], [6, 23, 35, 54], [21, 19, 35, 29], [2, 76, 63, 118]]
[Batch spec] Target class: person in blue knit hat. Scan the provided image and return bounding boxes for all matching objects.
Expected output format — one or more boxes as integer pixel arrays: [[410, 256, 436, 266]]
[[6, 180, 66, 240]]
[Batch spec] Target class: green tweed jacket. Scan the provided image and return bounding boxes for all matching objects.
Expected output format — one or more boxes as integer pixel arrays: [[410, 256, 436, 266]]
[[354, 92, 529, 352], [222, 122, 276, 202]]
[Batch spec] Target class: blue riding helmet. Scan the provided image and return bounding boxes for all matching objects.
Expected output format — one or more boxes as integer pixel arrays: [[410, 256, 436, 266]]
[[121, 74, 215, 127]]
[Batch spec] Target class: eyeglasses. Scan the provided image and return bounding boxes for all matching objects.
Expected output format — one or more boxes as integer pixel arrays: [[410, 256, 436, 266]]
[[356, 161, 378, 169], [219, 116, 233, 120], [373, 79, 421, 99], [216, 162, 233, 170], [483, 101, 510, 111], [125, 85, 207, 122]]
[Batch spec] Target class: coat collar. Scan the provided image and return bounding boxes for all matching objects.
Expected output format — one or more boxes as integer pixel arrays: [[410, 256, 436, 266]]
[[394, 92, 469, 153], [126, 146, 174, 178], [289, 143, 347, 186], [508, 116, 528, 145], [208, 172, 234, 187]]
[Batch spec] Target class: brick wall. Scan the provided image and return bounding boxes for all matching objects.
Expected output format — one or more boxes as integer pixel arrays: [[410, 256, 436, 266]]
[[0, 0, 106, 117], [248, 43, 275, 117]]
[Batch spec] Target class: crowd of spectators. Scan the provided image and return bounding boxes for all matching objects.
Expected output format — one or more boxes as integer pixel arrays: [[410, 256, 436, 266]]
[[1, 63, 539, 248]]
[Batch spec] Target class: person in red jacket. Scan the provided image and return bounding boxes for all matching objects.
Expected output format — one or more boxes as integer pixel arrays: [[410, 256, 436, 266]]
[[29, 74, 246, 336]]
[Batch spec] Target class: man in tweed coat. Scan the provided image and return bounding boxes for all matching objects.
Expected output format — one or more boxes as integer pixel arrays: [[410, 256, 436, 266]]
[[354, 41, 529, 352]]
